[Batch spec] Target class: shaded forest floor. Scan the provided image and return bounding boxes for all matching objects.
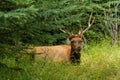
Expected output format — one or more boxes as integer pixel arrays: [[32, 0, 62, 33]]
[[0, 42, 120, 80]]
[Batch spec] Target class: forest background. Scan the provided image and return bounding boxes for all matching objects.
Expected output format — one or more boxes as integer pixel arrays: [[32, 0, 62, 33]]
[[0, 0, 120, 80]]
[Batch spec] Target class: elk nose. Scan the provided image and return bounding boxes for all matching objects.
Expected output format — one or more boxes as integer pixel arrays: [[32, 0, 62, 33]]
[[77, 47, 81, 51]]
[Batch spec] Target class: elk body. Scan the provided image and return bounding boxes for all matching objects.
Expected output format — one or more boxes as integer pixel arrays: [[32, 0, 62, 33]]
[[34, 45, 71, 62], [34, 33, 82, 63]]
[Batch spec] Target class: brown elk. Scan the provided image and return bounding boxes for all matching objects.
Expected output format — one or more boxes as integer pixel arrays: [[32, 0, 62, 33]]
[[34, 12, 95, 63]]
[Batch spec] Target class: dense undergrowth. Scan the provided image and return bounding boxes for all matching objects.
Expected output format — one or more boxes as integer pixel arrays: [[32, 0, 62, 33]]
[[0, 42, 120, 80]]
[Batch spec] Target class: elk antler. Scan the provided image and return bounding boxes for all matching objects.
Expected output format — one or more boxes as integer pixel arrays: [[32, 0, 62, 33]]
[[82, 11, 95, 34], [60, 29, 72, 35]]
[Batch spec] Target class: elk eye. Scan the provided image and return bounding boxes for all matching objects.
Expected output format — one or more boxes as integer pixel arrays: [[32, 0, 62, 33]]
[[71, 41, 75, 43], [78, 41, 82, 43]]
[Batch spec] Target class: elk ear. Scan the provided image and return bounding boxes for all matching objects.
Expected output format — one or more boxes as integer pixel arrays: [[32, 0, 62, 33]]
[[68, 34, 74, 40], [78, 30, 83, 38]]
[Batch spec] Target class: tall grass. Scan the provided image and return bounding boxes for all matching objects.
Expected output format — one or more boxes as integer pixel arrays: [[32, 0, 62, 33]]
[[0, 42, 120, 80]]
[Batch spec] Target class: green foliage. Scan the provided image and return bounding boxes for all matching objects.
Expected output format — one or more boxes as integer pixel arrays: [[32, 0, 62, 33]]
[[0, 0, 119, 46], [0, 0, 38, 60], [33, 0, 119, 45]]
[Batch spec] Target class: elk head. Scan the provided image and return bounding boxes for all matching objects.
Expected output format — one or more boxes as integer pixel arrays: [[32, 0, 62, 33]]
[[68, 31, 83, 53]]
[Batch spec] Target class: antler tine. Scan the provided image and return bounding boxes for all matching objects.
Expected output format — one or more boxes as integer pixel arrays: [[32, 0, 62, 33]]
[[82, 11, 95, 34], [60, 29, 66, 33], [78, 29, 83, 35], [60, 29, 71, 35]]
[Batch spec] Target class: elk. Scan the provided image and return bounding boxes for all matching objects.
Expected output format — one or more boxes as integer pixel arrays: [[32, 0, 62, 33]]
[[33, 12, 95, 63]]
